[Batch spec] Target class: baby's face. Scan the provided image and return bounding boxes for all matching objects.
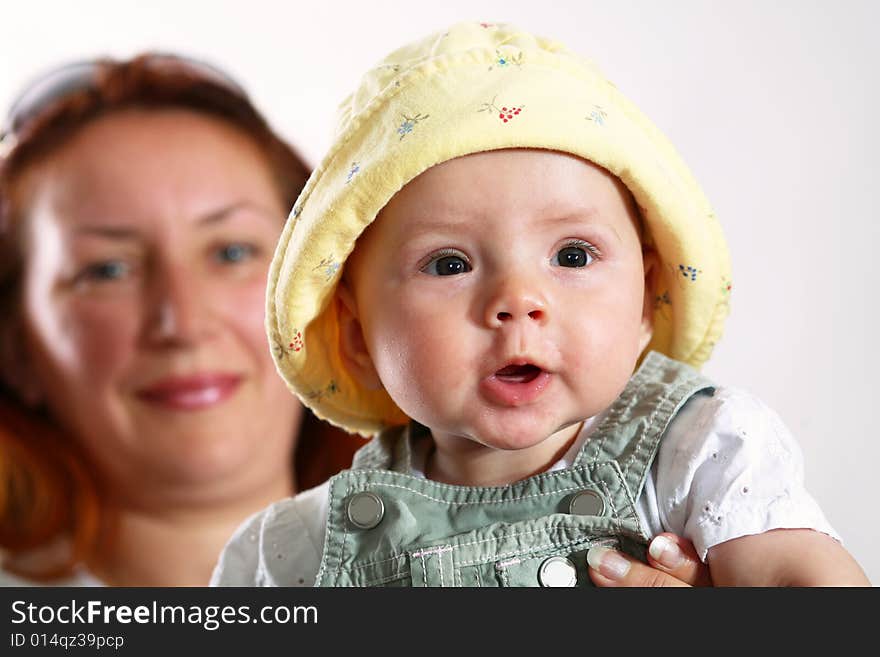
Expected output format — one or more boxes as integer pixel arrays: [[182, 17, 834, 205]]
[[342, 149, 654, 454]]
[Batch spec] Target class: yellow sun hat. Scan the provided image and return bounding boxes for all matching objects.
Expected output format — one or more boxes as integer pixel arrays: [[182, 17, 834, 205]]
[[267, 21, 732, 436]]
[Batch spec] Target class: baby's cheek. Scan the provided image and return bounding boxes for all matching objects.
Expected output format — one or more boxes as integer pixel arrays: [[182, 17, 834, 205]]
[[372, 320, 460, 408], [559, 307, 641, 385], [373, 325, 434, 387]]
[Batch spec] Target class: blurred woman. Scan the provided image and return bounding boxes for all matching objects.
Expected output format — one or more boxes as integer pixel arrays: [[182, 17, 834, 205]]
[[0, 54, 364, 585]]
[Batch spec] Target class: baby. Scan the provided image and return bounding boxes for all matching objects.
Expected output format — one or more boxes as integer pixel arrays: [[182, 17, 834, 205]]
[[212, 22, 867, 587]]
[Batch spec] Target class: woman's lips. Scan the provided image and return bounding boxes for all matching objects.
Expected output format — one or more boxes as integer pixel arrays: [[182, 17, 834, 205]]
[[479, 364, 552, 406], [136, 373, 243, 411]]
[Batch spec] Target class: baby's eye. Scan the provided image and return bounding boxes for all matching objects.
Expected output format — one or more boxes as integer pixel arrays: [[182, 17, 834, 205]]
[[552, 242, 596, 268], [214, 243, 257, 264], [421, 251, 472, 276]]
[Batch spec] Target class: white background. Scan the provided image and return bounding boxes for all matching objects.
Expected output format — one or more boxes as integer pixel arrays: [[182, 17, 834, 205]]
[[2, 0, 878, 585]]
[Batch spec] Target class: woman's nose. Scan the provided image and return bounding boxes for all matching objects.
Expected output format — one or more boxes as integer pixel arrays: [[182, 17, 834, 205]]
[[144, 266, 212, 346], [484, 277, 548, 328]]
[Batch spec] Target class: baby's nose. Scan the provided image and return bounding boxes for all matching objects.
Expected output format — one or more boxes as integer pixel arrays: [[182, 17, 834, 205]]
[[484, 281, 548, 328], [494, 307, 545, 323]]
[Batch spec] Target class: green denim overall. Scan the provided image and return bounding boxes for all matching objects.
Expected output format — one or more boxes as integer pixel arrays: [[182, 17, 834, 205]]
[[315, 352, 714, 587]]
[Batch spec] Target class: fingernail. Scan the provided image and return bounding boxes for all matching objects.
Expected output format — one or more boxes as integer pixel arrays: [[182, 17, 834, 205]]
[[648, 535, 685, 569], [587, 546, 631, 580]]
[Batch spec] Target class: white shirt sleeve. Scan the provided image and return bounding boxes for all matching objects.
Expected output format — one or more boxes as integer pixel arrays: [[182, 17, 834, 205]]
[[210, 481, 331, 587], [641, 387, 840, 561]]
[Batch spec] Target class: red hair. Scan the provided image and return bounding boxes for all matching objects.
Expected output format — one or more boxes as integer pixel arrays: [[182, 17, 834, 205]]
[[0, 54, 364, 581]]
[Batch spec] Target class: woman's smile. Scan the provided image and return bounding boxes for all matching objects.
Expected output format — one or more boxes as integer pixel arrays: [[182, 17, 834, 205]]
[[135, 372, 244, 411]]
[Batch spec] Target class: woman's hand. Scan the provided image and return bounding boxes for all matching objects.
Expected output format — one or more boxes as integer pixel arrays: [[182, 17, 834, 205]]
[[587, 533, 712, 587]]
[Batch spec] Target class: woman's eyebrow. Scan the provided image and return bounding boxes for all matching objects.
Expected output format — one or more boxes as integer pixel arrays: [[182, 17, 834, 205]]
[[71, 201, 279, 238], [72, 225, 140, 239], [197, 200, 279, 226]]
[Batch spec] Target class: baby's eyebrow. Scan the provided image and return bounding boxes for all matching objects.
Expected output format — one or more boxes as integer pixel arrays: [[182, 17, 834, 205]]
[[396, 206, 623, 243], [399, 213, 472, 236], [533, 204, 600, 224], [533, 208, 623, 241]]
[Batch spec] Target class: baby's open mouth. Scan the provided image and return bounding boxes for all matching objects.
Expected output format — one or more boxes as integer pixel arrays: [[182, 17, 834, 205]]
[[495, 364, 543, 383]]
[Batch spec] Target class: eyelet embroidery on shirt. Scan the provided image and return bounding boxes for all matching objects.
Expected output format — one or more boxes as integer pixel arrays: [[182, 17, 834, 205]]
[[700, 500, 723, 525]]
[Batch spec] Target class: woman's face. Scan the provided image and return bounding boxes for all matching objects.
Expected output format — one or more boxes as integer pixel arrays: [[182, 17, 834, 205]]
[[14, 109, 301, 505]]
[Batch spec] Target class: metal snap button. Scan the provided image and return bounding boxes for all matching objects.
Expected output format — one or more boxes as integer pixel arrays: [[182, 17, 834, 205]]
[[568, 490, 606, 517], [538, 556, 578, 587], [346, 491, 385, 529]]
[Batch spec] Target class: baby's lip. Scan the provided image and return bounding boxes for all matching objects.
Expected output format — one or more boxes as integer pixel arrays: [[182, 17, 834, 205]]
[[480, 359, 553, 406], [491, 354, 551, 374], [494, 363, 544, 383]]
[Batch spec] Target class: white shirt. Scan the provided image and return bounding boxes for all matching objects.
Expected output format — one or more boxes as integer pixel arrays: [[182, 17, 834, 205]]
[[211, 387, 839, 586]]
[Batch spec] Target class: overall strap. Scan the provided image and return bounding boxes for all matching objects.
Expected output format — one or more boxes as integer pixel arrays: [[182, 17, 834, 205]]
[[574, 351, 715, 502]]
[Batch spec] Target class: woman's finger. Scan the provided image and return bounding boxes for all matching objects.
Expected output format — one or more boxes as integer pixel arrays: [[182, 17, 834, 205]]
[[645, 533, 712, 587]]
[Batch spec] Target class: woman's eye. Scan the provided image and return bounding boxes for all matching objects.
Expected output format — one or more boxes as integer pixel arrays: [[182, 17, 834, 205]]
[[553, 244, 595, 268], [422, 253, 471, 276], [215, 243, 256, 264], [80, 260, 131, 282]]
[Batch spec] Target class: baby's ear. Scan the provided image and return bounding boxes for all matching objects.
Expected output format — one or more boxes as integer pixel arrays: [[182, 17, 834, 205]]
[[638, 249, 660, 354], [335, 280, 383, 391]]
